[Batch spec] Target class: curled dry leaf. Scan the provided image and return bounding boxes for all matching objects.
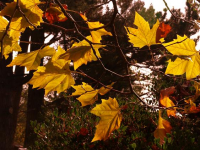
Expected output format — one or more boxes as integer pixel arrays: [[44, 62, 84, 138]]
[[43, 3, 68, 24], [156, 22, 171, 43], [159, 86, 176, 117]]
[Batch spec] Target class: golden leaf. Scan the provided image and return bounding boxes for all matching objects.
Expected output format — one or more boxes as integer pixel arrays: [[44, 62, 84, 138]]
[[0, 16, 21, 59], [51, 46, 69, 69], [163, 35, 200, 80], [7, 46, 55, 71], [126, 12, 160, 48], [28, 61, 75, 95], [59, 36, 104, 70], [90, 97, 122, 142], [154, 110, 172, 145], [0, 0, 43, 38], [98, 82, 115, 95], [71, 82, 98, 106], [80, 14, 112, 43]]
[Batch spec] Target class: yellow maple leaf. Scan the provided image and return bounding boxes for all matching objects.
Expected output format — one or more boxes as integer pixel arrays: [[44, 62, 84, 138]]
[[0, 0, 43, 38], [28, 61, 75, 95], [98, 82, 115, 95], [159, 86, 176, 117], [7, 46, 55, 71], [126, 12, 160, 48], [59, 36, 104, 70], [90, 97, 122, 142], [163, 35, 200, 80], [80, 14, 112, 43], [0, 16, 21, 59], [71, 82, 99, 106], [154, 110, 172, 145], [51, 46, 69, 69]]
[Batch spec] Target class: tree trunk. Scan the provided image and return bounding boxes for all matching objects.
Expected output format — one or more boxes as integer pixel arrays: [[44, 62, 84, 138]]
[[24, 29, 45, 147], [0, 29, 31, 150]]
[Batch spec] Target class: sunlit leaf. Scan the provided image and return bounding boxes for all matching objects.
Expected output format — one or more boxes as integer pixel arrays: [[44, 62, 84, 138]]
[[90, 97, 122, 142], [80, 14, 112, 43], [7, 46, 55, 71], [71, 82, 99, 106], [126, 12, 160, 48], [28, 61, 75, 95], [0, 0, 43, 38], [163, 35, 200, 80], [0, 16, 21, 59], [51, 46, 69, 69], [98, 82, 115, 95], [59, 36, 104, 70]]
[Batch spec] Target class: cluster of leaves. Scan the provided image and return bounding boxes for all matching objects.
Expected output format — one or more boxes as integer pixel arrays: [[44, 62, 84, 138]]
[[29, 96, 200, 149], [1, 0, 200, 147]]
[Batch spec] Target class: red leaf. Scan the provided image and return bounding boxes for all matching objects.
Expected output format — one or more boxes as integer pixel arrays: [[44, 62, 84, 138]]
[[43, 3, 68, 24], [80, 127, 88, 136], [156, 22, 171, 43]]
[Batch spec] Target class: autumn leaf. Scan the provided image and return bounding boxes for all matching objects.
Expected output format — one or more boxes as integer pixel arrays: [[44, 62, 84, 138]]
[[0, 16, 21, 59], [184, 98, 200, 113], [71, 82, 99, 106], [90, 97, 122, 142], [98, 82, 115, 95], [126, 12, 160, 48], [185, 105, 200, 114], [51, 46, 69, 69], [59, 36, 104, 70], [159, 86, 176, 117], [156, 22, 171, 43], [43, 3, 67, 24], [154, 110, 172, 145], [80, 14, 112, 43], [79, 127, 89, 136], [193, 81, 200, 99], [28, 61, 75, 95], [0, 0, 43, 38], [7, 46, 55, 71], [58, 14, 111, 70], [163, 35, 200, 80]]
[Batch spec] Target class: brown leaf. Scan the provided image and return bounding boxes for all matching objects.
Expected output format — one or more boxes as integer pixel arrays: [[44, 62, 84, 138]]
[[159, 86, 176, 117]]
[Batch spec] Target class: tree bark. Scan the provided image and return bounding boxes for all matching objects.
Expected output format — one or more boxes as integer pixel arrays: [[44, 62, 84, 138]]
[[0, 29, 30, 150], [24, 29, 45, 147]]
